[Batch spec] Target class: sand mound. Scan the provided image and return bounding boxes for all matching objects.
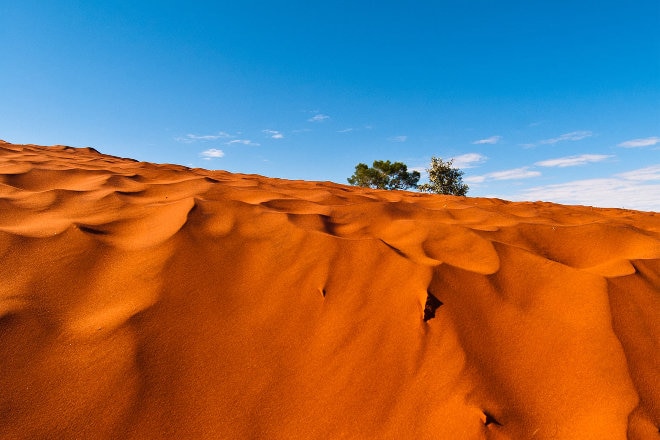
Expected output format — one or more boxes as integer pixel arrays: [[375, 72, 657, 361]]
[[1, 141, 658, 439]]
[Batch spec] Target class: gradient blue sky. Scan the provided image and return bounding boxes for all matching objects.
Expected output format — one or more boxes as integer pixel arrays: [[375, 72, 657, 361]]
[[2, 1, 659, 210]]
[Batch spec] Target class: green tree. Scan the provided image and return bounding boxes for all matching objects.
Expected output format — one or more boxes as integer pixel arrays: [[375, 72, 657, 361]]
[[347, 160, 420, 190], [418, 157, 469, 196]]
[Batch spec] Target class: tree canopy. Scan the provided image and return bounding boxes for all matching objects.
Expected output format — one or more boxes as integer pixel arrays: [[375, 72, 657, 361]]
[[347, 160, 420, 190], [417, 157, 469, 196]]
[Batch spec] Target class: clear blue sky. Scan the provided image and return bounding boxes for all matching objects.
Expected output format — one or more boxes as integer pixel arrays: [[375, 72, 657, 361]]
[[2, 1, 659, 210]]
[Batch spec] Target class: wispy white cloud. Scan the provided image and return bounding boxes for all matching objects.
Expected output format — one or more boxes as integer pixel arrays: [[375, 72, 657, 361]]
[[539, 131, 593, 145], [617, 164, 660, 181], [466, 167, 541, 184], [388, 135, 407, 143], [489, 167, 541, 180], [451, 153, 487, 169], [535, 154, 613, 168], [308, 114, 330, 122], [337, 126, 371, 133], [472, 135, 501, 145], [228, 139, 260, 146], [464, 175, 486, 184], [199, 148, 225, 159], [263, 129, 284, 139], [618, 136, 660, 148], [516, 165, 660, 211], [176, 132, 232, 143]]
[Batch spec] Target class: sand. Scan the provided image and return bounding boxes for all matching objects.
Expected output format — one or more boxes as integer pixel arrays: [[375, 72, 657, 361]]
[[0, 140, 658, 439]]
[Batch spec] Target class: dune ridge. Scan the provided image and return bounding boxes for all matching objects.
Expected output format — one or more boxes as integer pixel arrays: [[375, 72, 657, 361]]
[[0, 141, 658, 439]]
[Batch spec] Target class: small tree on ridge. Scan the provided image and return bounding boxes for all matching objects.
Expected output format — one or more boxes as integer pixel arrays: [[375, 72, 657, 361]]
[[347, 160, 420, 190], [418, 157, 469, 196]]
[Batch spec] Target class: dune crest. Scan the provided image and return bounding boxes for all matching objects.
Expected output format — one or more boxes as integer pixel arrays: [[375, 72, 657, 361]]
[[1, 142, 658, 439]]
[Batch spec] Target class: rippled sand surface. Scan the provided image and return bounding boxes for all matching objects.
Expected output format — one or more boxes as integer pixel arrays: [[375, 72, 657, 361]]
[[1, 141, 658, 439]]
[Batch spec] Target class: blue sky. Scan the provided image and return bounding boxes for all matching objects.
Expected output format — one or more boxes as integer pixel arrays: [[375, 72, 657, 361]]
[[2, 1, 659, 210]]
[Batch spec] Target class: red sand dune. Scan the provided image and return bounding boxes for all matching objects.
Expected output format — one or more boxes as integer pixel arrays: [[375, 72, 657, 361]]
[[0, 141, 658, 439]]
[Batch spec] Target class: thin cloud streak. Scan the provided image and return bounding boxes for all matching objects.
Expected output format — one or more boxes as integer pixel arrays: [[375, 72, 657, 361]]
[[451, 153, 487, 169], [388, 135, 407, 143], [176, 132, 232, 143], [472, 135, 501, 145], [308, 114, 330, 122], [618, 137, 660, 148], [464, 175, 487, 183], [263, 129, 284, 139], [617, 164, 660, 181], [539, 131, 593, 145], [465, 167, 540, 183], [489, 167, 541, 180], [535, 154, 613, 168], [228, 139, 260, 146]]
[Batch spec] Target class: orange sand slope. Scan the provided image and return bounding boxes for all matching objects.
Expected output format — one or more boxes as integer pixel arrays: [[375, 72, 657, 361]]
[[0, 141, 658, 439]]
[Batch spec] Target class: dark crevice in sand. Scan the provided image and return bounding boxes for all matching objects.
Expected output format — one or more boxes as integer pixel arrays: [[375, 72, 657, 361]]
[[116, 190, 145, 196], [320, 215, 340, 236], [483, 411, 502, 427], [379, 239, 407, 258], [77, 225, 110, 235], [423, 291, 442, 322]]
